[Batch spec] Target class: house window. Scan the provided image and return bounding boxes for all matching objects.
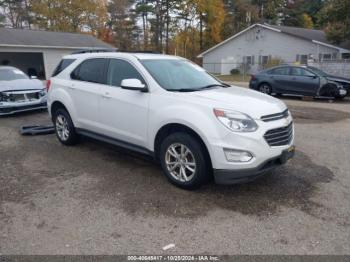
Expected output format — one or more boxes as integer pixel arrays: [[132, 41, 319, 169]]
[[243, 56, 255, 65], [342, 53, 350, 59], [261, 55, 269, 65], [296, 54, 308, 64], [318, 53, 338, 61], [260, 55, 269, 65], [323, 54, 332, 61]]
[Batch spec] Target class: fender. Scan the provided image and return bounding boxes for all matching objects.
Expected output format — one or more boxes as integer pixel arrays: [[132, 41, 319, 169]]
[[148, 102, 223, 160]]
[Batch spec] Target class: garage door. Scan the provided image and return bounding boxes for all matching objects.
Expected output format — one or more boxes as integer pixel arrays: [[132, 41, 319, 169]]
[[0, 52, 46, 80]]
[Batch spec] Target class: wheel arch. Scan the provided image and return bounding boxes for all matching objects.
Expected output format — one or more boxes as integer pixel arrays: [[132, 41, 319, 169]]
[[51, 101, 69, 119], [153, 123, 212, 169], [319, 82, 338, 97]]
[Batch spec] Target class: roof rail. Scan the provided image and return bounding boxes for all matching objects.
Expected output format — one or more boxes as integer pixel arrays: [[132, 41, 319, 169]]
[[71, 48, 118, 54], [118, 50, 162, 54], [72, 49, 163, 55]]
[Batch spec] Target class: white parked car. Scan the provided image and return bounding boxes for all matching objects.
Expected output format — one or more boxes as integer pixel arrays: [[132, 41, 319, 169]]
[[0, 66, 47, 115], [47, 52, 295, 189]]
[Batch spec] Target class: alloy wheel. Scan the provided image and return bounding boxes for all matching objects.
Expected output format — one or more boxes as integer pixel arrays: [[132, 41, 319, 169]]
[[259, 84, 271, 94], [165, 143, 196, 182], [55, 114, 70, 141]]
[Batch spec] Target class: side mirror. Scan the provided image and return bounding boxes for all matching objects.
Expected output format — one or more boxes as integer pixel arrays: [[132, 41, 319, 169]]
[[121, 79, 147, 92], [30, 75, 38, 79]]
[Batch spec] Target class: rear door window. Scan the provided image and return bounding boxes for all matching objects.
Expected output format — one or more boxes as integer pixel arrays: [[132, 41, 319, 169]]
[[271, 67, 290, 75], [52, 59, 76, 77], [71, 58, 108, 84]]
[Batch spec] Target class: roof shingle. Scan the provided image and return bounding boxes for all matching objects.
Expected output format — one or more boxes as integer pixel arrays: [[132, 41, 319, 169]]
[[268, 24, 350, 50], [0, 28, 113, 49]]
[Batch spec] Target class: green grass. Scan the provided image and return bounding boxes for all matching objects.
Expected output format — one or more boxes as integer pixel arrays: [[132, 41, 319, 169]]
[[215, 74, 250, 83]]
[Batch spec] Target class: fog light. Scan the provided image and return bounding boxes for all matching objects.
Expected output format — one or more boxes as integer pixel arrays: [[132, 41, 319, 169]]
[[339, 89, 347, 96], [224, 149, 253, 162]]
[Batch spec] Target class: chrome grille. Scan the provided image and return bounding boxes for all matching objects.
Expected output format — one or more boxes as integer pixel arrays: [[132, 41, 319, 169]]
[[264, 122, 293, 147], [261, 109, 289, 122], [9, 93, 26, 102], [26, 92, 40, 100]]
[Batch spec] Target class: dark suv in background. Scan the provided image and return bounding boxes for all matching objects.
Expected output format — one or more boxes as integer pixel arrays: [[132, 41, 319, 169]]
[[249, 65, 348, 99]]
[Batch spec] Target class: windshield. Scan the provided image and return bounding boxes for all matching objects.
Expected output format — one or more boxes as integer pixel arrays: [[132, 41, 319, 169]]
[[308, 67, 328, 77], [141, 59, 224, 91], [0, 68, 29, 81]]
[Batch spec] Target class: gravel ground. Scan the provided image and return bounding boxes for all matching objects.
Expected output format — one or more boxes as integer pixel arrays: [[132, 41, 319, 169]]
[[0, 96, 350, 255]]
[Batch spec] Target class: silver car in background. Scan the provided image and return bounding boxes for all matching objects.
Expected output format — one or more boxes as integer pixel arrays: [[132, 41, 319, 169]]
[[0, 66, 47, 116]]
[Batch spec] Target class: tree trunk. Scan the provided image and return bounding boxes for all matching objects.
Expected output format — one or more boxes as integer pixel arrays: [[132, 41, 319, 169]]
[[165, 0, 170, 54], [199, 13, 203, 51], [24, 0, 31, 29]]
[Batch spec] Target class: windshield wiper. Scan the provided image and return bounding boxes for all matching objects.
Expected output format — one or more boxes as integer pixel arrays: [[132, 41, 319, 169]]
[[168, 88, 201, 92], [168, 84, 229, 92], [198, 84, 229, 90]]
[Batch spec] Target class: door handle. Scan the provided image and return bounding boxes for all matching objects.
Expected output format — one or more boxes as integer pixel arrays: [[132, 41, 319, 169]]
[[102, 92, 111, 99], [68, 84, 75, 90]]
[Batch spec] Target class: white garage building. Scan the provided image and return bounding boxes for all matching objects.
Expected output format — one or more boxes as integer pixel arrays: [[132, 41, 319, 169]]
[[198, 23, 350, 75], [0, 28, 114, 79]]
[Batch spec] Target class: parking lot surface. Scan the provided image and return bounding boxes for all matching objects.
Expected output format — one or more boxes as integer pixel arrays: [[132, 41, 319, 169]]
[[1, 96, 350, 255]]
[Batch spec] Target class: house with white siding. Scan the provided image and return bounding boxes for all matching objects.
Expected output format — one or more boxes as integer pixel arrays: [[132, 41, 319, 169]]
[[0, 28, 114, 79], [198, 23, 350, 75]]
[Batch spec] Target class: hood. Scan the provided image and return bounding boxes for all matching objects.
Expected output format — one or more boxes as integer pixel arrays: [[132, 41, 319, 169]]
[[326, 75, 350, 84], [186, 86, 287, 119], [0, 79, 44, 93]]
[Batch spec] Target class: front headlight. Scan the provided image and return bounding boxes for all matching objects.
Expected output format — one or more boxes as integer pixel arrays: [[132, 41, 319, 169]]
[[0, 92, 9, 102], [39, 89, 46, 97], [214, 109, 258, 132]]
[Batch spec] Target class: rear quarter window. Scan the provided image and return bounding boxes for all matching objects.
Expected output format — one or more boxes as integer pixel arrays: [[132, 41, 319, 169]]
[[52, 59, 76, 77]]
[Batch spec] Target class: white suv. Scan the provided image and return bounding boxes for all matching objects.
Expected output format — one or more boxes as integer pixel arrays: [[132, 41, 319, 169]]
[[47, 51, 295, 189]]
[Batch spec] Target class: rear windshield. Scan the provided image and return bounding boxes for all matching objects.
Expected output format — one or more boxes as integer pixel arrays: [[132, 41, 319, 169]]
[[0, 68, 29, 81], [52, 59, 76, 77]]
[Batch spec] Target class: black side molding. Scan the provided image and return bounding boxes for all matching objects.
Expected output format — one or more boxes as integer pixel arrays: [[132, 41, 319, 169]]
[[76, 128, 154, 157]]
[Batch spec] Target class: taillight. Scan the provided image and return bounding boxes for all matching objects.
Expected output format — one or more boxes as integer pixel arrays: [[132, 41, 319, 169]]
[[250, 75, 257, 81], [46, 79, 51, 91]]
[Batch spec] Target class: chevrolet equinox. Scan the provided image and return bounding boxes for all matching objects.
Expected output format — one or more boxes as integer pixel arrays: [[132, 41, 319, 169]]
[[47, 52, 295, 189]]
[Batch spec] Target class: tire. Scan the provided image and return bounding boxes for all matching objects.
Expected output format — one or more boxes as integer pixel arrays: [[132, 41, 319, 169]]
[[159, 132, 210, 190], [258, 83, 272, 95], [319, 83, 338, 98], [52, 108, 79, 145]]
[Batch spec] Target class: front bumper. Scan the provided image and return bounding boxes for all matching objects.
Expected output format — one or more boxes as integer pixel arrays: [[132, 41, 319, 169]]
[[206, 112, 294, 184], [214, 146, 295, 185], [0, 101, 47, 116], [337, 88, 348, 97]]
